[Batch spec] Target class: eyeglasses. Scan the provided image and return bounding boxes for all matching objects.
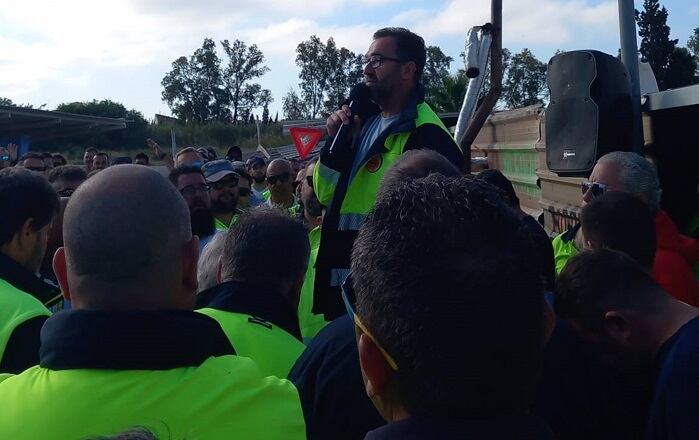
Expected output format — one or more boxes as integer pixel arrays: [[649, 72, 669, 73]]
[[57, 188, 76, 197], [180, 184, 211, 197], [210, 176, 239, 191], [361, 54, 405, 69], [266, 173, 291, 185], [581, 181, 608, 198], [341, 274, 399, 371], [238, 187, 251, 197], [306, 176, 314, 190]]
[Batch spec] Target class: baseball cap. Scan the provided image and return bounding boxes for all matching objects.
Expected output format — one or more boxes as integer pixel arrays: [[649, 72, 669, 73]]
[[202, 159, 238, 183], [246, 156, 265, 168]]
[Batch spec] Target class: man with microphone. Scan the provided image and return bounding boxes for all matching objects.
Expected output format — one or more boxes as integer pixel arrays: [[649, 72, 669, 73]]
[[313, 27, 462, 321]]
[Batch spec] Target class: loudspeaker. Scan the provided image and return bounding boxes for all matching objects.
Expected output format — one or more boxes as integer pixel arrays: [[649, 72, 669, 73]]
[[546, 50, 633, 176]]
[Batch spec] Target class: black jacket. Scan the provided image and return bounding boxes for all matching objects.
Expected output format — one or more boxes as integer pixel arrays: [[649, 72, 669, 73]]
[[314, 85, 462, 320]]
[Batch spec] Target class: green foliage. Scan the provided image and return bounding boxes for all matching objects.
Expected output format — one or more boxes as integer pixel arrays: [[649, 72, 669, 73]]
[[295, 35, 362, 119], [429, 71, 468, 113], [423, 46, 453, 103], [161, 38, 231, 123], [502, 48, 548, 108], [221, 39, 271, 123], [636, 0, 697, 89]]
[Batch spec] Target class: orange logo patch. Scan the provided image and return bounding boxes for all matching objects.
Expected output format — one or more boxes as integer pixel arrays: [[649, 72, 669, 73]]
[[365, 154, 383, 173]]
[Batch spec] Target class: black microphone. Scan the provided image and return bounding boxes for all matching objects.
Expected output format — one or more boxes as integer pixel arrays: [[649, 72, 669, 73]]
[[329, 83, 372, 154]]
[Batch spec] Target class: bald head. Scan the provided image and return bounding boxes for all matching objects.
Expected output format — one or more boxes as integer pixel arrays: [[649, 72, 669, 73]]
[[59, 165, 196, 309], [267, 159, 292, 176]]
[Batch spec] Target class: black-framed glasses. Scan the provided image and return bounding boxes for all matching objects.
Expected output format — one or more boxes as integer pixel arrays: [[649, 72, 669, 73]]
[[361, 54, 405, 69], [210, 176, 239, 191], [341, 273, 399, 371], [180, 184, 211, 197], [238, 187, 251, 197], [581, 181, 608, 198], [267, 173, 291, 185], [57, 188, 76, 197]]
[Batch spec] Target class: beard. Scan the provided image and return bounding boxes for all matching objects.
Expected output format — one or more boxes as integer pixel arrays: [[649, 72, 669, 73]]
[[212, 195, 238, 214], [190, 206, 215, 238]]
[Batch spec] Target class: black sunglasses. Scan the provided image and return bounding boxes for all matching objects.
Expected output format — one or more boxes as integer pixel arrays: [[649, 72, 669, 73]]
[[581, 181, 608, 198], [267, 173, 291, 185], [57, 188, 76, 197], [238, 187, 251, 197], [306, 176, 313, 189]]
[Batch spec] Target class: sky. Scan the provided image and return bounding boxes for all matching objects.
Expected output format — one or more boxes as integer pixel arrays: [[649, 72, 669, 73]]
[[0, 0, 697, 120]]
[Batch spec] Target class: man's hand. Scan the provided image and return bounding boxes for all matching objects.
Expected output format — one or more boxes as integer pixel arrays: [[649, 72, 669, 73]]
[[326, 105, 360, 139], [7, 143, 18, 162]]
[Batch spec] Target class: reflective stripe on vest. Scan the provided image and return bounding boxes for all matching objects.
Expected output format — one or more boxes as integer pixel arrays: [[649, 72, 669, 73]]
[[314, 162, 341, 208], [338, 213, 366, 231], [298, 227, 328, 342], [197, 308, 305, 378], [0, 279, 51, 363]]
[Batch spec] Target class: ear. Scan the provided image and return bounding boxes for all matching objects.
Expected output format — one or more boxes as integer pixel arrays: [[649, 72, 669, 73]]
[[52, 247, 71, 302], [358, 333, 393, 401], [584, 238, 600, 250], [603, 311, 632, 346], [401, 61, 417, 81], [17, 218, 35, 248], [182, 236, 200, 296]]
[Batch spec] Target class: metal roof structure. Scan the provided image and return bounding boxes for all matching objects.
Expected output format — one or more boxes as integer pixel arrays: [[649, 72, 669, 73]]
[[0, 105, 128, 141]]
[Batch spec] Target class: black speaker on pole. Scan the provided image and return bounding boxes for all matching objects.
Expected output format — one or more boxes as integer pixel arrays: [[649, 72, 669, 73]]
[[546, 50, 633, 176]]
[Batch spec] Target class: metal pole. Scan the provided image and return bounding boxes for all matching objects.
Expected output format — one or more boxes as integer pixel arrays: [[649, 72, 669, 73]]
[[459, 0, 503, 172], [618, 0, 644, 154]]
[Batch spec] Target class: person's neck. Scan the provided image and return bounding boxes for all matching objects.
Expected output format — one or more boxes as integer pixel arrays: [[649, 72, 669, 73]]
[[0, 245, 32, 273], [252, 181, 267, 192], [649, 302, 699, 356], [271, 193, 294, 208], [379, 87, 413, 117]]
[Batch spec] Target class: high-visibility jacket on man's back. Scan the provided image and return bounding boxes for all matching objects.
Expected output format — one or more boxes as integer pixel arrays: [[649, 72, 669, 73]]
[[0, 309, 306, 439]]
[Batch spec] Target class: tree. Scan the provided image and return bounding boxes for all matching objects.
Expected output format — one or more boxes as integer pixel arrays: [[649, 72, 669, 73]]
[[296, 36, 333, 118], [282, 89, 308, 120], [221, 39, 270, 123], [502, 48, 547, 108], [429, 71, 469, 112], [665, 47, 698, 88], [688, 28, 699, 76], [635, 0, 695, 89], [423, 46, 453, 102], [274, 112, 279, 123], [161, 38, 230, 123], [323, 43, 363, 115]]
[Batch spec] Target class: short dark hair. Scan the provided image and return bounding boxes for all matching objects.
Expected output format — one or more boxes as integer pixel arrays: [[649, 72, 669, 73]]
[[555, 249, 667, 332], [379, 149, 461, 196], [231, 163, 252, 186], [0, 167, 59, 245], [134, 153, 149, 163], [176, 147, 200, 159], [474, 169, 520, 208], [19, 152, 44, 163], [373, 27, 426, 81], [220, 209, 310, 294], [52, 154, 68, 166], [581, 192, 657, 270], [84, 147, 98, 154], [168, 165, 204, 187], [48, 165, 87, 184], [41, 152, 53, 159], [352, 175, 543, 418], [94, 152, 109, 160]]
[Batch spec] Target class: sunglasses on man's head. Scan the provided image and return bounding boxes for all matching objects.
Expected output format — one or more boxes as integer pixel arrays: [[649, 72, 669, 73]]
[[581, 181, 608, 198], [341, 274, 399, 371], [266, 174, 291, 185]]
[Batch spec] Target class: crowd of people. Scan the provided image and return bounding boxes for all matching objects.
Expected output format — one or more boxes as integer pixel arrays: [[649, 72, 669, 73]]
[[0, 26, 698, 440]]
